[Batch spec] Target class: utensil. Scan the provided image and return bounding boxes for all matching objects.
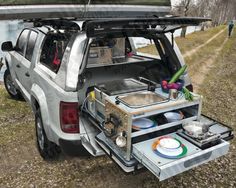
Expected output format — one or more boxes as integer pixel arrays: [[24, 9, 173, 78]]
[[116, 132, 127, 148]]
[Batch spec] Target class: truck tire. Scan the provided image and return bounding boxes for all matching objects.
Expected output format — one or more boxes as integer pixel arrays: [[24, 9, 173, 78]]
[[3, 69, 22, 99], [35, 109, 61, 160]]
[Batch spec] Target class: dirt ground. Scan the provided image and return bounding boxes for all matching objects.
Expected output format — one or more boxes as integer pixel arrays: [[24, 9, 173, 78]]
[[0, 27, 235, 188]]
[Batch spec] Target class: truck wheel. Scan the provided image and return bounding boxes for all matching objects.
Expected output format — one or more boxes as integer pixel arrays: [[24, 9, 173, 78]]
[[3, 69, 22, 99], [35, 110, 61, 160]]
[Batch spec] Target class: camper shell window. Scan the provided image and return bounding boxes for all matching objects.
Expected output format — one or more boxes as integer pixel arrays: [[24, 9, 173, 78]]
[[40, 32, 71, 73], [86, 35, 165, 68]]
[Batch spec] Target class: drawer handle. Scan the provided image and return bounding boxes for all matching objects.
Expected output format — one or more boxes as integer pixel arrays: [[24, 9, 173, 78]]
[[184, 152, 212, 168]]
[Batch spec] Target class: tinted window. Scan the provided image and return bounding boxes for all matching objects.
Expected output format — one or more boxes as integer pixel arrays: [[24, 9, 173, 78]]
[[40, 33, 71, 73], [25, 31, 38, 61], [16, 29, 30, 55]]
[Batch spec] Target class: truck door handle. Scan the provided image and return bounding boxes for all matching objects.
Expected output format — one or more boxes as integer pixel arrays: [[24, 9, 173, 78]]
[[25, 72, 30, 77], [16, 64, 21, 68]]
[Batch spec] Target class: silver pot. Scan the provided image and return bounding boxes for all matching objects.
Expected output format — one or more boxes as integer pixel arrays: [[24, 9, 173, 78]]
[[182, 121, 209, 139]]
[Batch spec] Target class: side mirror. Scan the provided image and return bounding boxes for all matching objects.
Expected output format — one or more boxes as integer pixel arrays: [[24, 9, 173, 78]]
[[1, 41, 14, 52]]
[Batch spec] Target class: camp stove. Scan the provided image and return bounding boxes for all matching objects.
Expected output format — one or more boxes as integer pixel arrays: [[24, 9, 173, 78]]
[[178, 129, 221, 149]]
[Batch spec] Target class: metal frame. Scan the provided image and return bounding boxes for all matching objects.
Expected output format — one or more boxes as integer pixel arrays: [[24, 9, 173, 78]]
[[105, 90, 203, 160]]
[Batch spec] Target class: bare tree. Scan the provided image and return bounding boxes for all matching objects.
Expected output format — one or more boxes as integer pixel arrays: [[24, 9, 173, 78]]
[[173, 0, 236, 32], [180, 0, 191, 37], [172, 0, 195, 37], [197, 0, 236, 26]]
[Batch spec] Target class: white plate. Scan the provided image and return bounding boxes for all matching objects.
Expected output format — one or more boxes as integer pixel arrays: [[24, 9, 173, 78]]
[[132, 118, 154, 129], [159, 137, 181, 149], [156, 145, 183, 157], [164, 112, 183, 123]]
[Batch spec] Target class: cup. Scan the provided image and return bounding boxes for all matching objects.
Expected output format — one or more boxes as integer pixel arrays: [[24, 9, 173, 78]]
[[169, 89, 178, 99]]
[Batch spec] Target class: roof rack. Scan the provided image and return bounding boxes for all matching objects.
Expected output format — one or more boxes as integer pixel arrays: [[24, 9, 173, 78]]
[[84, 17, 211, 37], [32, 19, 80, 31]]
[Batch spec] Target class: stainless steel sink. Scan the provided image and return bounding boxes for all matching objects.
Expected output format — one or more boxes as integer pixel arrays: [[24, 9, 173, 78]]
[[117, 91, 168, 108]]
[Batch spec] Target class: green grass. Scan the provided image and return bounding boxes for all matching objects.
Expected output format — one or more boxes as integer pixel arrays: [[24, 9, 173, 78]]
[[199, 31, 236, 128], [0, 122, 34, 145], [184, 28, 227, 78], [175, 25, 226, 54], [137, 44, 158, 55], [137, 25, 226, 57], [0, 85, 33, 127]]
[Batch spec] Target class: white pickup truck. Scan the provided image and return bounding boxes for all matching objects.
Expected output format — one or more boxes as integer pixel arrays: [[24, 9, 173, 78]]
[[1, 17, 233, 181]]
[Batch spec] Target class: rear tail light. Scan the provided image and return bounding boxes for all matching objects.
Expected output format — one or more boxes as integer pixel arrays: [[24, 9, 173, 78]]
[[60, 102, 79, 133], [186, 84, 193, 92]]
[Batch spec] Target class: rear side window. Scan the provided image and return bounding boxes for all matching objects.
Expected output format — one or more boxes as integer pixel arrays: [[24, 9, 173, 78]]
[[25, 31, 38, 61], [40, 33, 71, 73], [16, 29, 30, 56]]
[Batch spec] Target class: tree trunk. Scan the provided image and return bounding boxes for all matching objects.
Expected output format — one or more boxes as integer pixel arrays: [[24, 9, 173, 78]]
[[201, 24, 205, 31], [181, 27, 187, 37]]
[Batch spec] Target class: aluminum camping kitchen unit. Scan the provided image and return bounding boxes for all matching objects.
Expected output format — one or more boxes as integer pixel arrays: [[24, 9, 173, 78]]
[[92, 78, 232, 181]]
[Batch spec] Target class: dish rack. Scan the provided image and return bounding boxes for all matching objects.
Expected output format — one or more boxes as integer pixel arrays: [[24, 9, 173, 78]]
[[103, 87, 202, 160]]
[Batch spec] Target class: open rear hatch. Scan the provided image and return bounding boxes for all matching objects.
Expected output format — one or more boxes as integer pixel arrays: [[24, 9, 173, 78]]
[[85, 17, 211, 37]]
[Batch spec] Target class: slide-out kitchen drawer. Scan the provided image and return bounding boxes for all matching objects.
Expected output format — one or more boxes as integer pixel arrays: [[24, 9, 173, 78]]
[[132, 133, 229, 181]]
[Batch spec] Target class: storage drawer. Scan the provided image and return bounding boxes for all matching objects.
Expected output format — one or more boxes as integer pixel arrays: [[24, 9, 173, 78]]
[[132, 133, 229, 181]]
